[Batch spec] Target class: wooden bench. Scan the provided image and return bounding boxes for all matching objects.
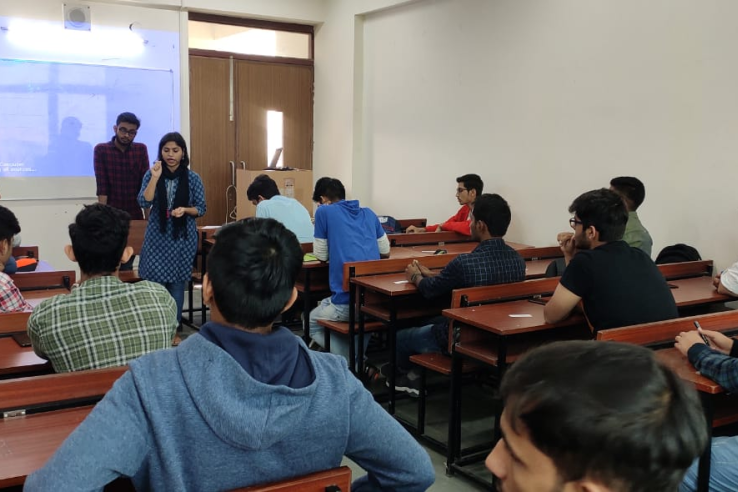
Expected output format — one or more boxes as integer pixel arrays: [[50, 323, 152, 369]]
[[657, 260, 713, 280], [13, 270, 76, 291], [396, 218, 427, 231], [0, 311, 31, 335], [0, 366, 127, 487], [388, 231, 473, 247], [11, 245, 39, 260], [233, 466, 352, 491]]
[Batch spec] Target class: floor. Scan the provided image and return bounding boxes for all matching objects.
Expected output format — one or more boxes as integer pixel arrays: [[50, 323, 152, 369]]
[[180, 291, 498, 491]]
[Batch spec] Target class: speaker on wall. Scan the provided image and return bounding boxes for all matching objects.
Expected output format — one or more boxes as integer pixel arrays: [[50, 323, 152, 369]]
[[63, 4, 91, 31]]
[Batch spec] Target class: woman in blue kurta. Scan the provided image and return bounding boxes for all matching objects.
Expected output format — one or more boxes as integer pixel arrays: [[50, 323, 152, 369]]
[[138, 132, 206, 321]]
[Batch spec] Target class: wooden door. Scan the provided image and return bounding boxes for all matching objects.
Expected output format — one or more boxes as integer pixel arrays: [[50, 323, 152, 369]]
[[189, 56, 235, 226], [235, 60, 313, 171]]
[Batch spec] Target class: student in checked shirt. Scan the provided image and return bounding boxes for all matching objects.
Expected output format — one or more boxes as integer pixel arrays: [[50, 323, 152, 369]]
[[27, 204, 177, 373], [93, 112, 149, 272], [676, 327, 738, 491], [0, 205, 31, 313]]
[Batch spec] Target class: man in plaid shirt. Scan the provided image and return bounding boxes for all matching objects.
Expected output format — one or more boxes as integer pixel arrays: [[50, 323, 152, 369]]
[[0, 205, 31, 313], [93, 112, 149, 271], [27, 204, 177, 373], [676, 326, 738, 491]]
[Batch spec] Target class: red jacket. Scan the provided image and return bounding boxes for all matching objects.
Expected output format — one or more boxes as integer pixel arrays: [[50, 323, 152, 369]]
[[426, 205, 472, 236]]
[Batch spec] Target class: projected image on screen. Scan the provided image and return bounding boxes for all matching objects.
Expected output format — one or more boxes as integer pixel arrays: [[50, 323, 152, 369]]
[[0, 58, 174, 179]]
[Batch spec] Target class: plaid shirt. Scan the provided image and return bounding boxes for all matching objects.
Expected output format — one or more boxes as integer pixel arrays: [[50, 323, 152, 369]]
[[27, 276, 177, 373], [0, 272, 32, 313], [688, 342, 738, 392], [94, 138, 150, 219], [417, 238, 527, 299]]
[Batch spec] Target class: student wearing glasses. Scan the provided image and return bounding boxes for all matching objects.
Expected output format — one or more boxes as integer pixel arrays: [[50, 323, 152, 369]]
[[544, 188, 676, 332], [405, 174, 483, 236], [93, 112, 150, 271]]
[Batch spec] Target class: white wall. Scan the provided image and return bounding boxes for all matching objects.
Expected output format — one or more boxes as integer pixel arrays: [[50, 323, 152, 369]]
[[314, 0, 738, 272]]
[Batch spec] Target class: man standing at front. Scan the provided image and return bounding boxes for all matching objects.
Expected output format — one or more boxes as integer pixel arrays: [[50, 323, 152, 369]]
[[544, 188, 677, 332], [94, 112, 149, 270]]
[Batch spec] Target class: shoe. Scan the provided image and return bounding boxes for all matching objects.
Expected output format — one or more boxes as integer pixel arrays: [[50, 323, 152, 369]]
[[308, 340, 325, 352], [387, 372, 421, 398]]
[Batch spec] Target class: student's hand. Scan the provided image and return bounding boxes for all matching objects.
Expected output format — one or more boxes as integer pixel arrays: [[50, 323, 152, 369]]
[[171, 207, 186, 218], [713, 272, 722, 290], [557, 232, 576, 257], [406, 226, 425, 234], [417, 263, 433, 277], [699, 329, 734, 355], [405, 262, 421, 282], [151, 161, 163, 179], [675, 330, 708, 355]]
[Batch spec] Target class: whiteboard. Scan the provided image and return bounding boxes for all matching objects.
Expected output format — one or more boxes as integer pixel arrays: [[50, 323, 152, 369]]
[[0, 58, 175, 200]]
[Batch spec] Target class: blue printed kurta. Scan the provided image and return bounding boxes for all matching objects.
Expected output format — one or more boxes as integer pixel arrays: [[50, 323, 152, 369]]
[[137, 169, 206, 283]]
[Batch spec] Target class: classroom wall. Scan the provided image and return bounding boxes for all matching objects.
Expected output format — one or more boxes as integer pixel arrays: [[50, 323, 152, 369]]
[[313, 0, 738, 272]]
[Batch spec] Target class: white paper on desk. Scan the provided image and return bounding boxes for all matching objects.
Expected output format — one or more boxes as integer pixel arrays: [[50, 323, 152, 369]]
[[394, 280, 409, 284], [509, 314, 533, 318], [420, 250, 436, 253]]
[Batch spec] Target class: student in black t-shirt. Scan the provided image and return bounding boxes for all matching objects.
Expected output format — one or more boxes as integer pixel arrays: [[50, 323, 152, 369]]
[[544, 188, 677, 332]]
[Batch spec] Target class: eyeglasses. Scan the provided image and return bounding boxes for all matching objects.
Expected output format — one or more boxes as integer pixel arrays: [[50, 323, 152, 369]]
[[117, 128, 138, 136], [456, 188, 468, 194], [569, 218, 584, 229]]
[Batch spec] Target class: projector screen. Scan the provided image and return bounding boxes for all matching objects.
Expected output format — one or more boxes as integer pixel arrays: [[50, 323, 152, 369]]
[[0, 58, 175, 200]]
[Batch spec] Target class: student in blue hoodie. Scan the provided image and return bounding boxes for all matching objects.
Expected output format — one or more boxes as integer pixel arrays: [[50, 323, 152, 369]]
[[25, 218, 434, 492], [308, 178, 390, 363]]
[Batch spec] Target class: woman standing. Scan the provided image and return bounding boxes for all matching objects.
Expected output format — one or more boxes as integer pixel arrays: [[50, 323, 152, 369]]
[[138, 132, 206, 322]]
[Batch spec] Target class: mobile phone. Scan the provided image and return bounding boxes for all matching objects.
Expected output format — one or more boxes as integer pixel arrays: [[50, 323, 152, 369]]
[[694, 321, 711, 347]]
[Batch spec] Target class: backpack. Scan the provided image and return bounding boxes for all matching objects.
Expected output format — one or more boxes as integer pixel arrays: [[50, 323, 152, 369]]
[[655, 244, 702, 264], [377, 215, 402, 234]]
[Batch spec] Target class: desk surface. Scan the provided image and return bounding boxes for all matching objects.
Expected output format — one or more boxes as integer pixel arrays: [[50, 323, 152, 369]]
[[443, 300, 585, 336], [23, 288, 70, 308], [0, 405, 92, 487], [670, 276, 731, 307], [655, 348, 724, 395], [0, 337, 50, 376]]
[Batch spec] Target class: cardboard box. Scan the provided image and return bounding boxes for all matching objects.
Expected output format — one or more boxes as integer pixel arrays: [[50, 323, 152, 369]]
[[236, 169, 314, 219]]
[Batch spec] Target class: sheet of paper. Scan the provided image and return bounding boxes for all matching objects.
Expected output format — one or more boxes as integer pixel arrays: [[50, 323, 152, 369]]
[[420, 250, 436, 253], [394, 280, 409, 284], [508, 314, 533, 318]]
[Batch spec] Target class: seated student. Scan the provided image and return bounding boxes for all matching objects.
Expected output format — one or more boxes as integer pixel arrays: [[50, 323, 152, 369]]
[[0, 205, 31, 312], [713, 260, 738, 296], [247, 174, 313, 243], [27, 204, 177, 373], [309, 178, 390, 363], [393, 194, 526, 395], [25, 218, 435, 492], [544, 188, 677, 332], [405, 173, 483, 236], [676, 328, 738, 491], [610, 176, 653, 256], [487, 340, 707, 492]]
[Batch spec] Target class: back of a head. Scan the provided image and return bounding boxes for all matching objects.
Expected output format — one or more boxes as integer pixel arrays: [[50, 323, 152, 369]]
[[0, 205, 21, 243], [457, 173, 484, 196], [208, 218, 303, 329], [69, 204, 131, 275], [501, 340, 707, 492], [322, 178, 346, 202], [610, 176, 645, 210], [472, 193, 511, 237], [312, 177, 333, 203], [569, 188, 628, 242], [116, 112, 140, 128], [247, 174, 280, 201]]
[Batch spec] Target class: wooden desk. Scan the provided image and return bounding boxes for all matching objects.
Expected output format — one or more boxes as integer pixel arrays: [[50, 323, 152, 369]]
[[24, 288, 70, 308], [9, 260, 55, 274], [670, 276, 731, 308], [0, 337, 51, 377], [0, 405, 93, 487]]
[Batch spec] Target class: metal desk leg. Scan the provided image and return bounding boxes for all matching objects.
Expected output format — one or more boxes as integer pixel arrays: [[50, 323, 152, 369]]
[[446, 348, 463, 476], [697, 393, 714, 492], [387, 299, 397, 415], [302, 270, 312, 344], [357, 286, 366, 377]]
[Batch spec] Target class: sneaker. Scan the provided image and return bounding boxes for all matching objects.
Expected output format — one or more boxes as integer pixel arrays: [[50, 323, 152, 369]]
[[389, 372, 421, 398]]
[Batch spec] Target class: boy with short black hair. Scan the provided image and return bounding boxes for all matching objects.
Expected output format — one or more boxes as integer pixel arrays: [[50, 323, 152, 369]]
[[0, 205, 31, 312], [247, 174, 313, 243], [26, 218, 434, 492]]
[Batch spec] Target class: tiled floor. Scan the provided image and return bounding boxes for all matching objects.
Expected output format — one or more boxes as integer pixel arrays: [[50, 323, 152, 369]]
[[181, 293, 497, 491]]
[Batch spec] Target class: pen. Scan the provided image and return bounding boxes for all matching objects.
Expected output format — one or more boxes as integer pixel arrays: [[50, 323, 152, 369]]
[[694, 321, 711, 346]]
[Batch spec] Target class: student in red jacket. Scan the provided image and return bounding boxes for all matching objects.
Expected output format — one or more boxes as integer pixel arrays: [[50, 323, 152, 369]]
[[405, 174, 483, 236]]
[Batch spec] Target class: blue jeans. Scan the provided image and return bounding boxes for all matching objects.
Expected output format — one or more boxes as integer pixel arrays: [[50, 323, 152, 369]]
[[309, 297, 370, 364], [4, 256, 17, 274], [396, 324, 444, 373], [680, 436, 738, 492], [161, 281, 187, 322]]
